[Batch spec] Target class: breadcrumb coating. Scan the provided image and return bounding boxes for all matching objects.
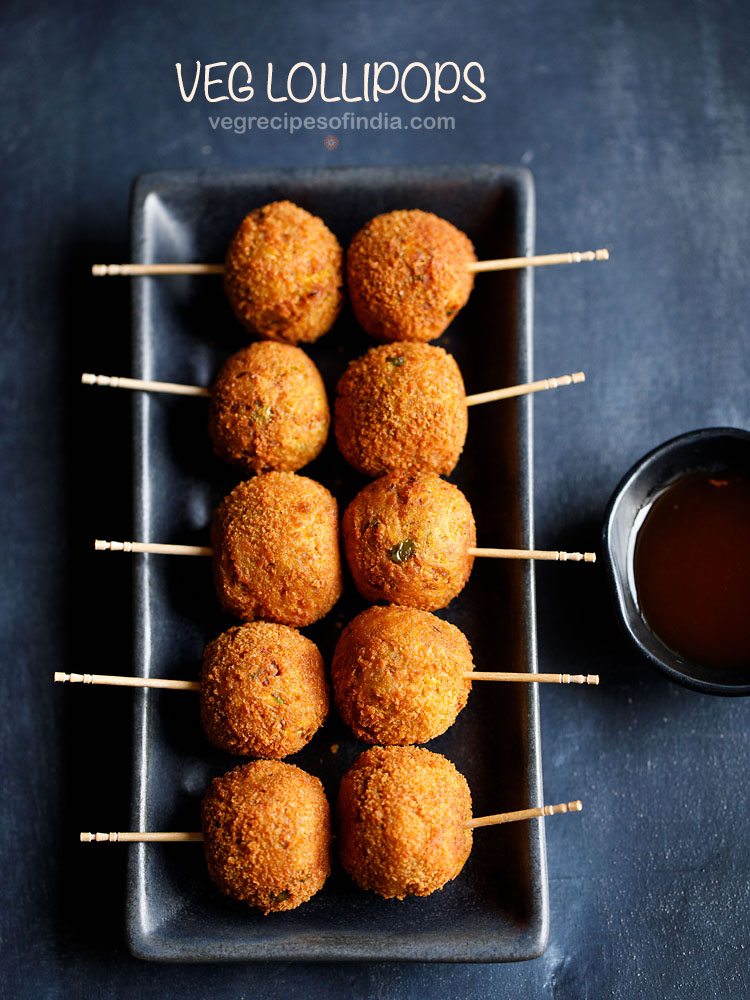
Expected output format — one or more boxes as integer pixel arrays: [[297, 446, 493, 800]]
[[332, 606, 473, 745], [224, 201, 343, 344], [201, 622, 329, 758], [334, 342, 467, 477], [347, 209, 476, 342], [342, 472, 476, 611], [202, 760, 331, 913], [337, 746, 473, 899], [208, 342, 329, 474], [212, 473, 343, 626]]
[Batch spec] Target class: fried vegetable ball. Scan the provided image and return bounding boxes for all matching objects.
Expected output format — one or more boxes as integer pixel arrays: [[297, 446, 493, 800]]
[[347, 209, 476, 342], [342, 472, 476, 611], [337, 746, 472, 899], [212, 472, 343, 626], [334, 342, 467, 477], [332, 606, 473, 745], [208, 342, 329, 474], [224, 201, 343, 344], [202, 760, 331, 914], [201, 622, 329, 758]]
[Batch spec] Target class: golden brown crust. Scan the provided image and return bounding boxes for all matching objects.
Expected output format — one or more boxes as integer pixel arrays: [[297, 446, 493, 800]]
[[332, 606, 472, 745], [337, 746, 472, 899], [334, 343, 467, 477], [212, 473, 343, 626], [342, 472, 475, 611], [208, 342, 330, 474], [202, 760, 331, 913], [224, 201, 343, 344], [347, 209, 476, 343], [200, 622, 329, 758]]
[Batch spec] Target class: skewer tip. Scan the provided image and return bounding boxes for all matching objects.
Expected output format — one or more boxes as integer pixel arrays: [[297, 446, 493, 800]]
[[595, 248, 610, 261], [547, 800, 583, 815], [91, 264, 133, 276], [571, 371, 586, 384], [557, 550, 597, 563]]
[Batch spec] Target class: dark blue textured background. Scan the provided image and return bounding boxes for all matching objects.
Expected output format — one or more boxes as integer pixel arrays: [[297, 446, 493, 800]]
[[1, 0, 748, 996]]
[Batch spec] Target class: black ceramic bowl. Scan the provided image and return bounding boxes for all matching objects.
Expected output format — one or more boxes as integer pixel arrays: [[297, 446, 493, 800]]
[[604, 427, 750, 696]]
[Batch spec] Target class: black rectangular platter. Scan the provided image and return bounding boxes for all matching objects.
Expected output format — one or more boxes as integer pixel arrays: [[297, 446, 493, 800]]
[[126, 165, 546, 962]]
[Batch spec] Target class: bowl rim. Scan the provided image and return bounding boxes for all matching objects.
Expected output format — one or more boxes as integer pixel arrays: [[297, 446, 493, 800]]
[[603, 426, 750, 696]]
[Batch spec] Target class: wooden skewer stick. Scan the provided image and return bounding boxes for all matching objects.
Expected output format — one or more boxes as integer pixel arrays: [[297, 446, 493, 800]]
[[465, 371, 584, 408], [468, 547, 596, 563], [95, 540, 595, 563], [54, 669, 597, 691], [82, 800, 583, 842], [467, 672, 599, 685], [80, 831, 204, 843], [81, 373, 210, 398], [467, 249, 609, 274], [94, 540, 212, 556], [81, 369, 584, 407], [464, 799, 583, 830], [92, 263, 225, 277], [91, 250, 609, 279], [54, 672, 200, 691]]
